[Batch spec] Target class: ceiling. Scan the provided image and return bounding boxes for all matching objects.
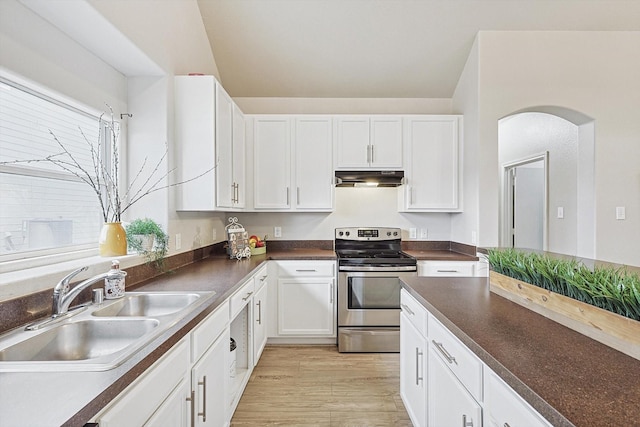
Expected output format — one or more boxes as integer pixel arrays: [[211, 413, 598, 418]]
[[197, 0, 640, 98]]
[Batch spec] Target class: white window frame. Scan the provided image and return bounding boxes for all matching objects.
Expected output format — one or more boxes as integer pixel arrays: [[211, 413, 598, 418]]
[[0, 73, 112, 270]]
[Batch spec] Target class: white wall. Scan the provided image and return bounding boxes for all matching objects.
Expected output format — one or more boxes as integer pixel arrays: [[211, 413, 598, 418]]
[[499, 113, 579, 255], [451, 37, 480, 247], [472, 31, 640, 266]]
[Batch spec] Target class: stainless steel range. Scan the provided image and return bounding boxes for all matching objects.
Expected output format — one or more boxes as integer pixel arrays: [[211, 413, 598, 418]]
[[335, 227, 417, 353]]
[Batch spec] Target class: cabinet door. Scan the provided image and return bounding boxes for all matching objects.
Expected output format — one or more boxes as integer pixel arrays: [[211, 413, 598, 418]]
[[295, 117, 334, 210], [400, 313, 426, 427], [370, 117, 403, 168], [335, 116, 370, 168], [253, 282, 268, 364], [277, 278, 335, 336], [232, 104, 246, 208], [192, 329, 229, 427], [403, 116, 460, 211], [418, 261, 476, 277], [254, 117, 291, 209], [144, 378, 190, 427], [215, 82, 234, 209], [428, 346, 482, 427], [174, 76, 216, 211]]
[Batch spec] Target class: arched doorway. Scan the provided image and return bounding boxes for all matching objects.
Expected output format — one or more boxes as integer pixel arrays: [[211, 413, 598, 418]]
[[498, 107, 595, 257]]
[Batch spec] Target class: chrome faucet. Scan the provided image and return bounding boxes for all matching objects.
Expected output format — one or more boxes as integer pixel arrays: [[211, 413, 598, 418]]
[[51, 266, 125, 317]]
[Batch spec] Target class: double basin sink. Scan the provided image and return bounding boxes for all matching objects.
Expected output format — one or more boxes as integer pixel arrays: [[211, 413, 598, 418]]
[[0, 291, 212, 372]]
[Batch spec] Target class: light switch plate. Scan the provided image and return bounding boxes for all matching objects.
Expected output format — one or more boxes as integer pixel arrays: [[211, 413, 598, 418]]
[[274, 226, 282, 238], [616, 206, 626, 220], [409, 228, 417, 239], [175, 233, 182, 250], [557, 207, 564, 219]]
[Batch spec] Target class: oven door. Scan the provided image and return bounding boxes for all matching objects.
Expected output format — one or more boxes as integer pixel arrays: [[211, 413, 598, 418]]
[[338, 270, 415, 327]]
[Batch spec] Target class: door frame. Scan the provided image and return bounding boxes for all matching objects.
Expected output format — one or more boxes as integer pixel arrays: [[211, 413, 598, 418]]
[[501, 152, 549, 250]]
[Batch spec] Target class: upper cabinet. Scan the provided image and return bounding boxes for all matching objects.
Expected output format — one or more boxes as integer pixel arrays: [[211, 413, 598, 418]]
[[398, 115, 462, 212], [252, 115, 334, 211], [335, 116, 403, 169], [174, 75, 245, 211]]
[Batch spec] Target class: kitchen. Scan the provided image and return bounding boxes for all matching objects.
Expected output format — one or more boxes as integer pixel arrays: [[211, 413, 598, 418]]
[[1, 1, 640, 426]]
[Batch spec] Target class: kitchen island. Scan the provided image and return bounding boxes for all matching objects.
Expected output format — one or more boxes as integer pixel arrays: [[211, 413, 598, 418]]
[[401, 276, 640, 427]]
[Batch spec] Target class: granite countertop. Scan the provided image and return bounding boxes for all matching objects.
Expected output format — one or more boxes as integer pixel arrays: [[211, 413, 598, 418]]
[[401, 276, 640, 427], [0, 249, 336, 427]]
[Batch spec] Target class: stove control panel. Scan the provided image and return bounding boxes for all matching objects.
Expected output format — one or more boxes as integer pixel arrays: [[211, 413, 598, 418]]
[[335, 227, 401, 241]]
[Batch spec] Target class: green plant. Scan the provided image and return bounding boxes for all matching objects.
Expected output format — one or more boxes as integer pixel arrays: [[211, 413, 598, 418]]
[[487, 248, 640, 321], [126, 218, 169, 270]]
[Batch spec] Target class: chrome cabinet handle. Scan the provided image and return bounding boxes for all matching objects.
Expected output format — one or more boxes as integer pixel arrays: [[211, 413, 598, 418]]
[[198, 376, 207, 421], [297, 187, 300, 205], [370, 145, 374, 163], [415, 347, 424, 385], [366, 145, 371, 163], [330, 282, 334, 304], [186, 389, 195, 427], [504, 423, 511, 427], [401, 303, 415, 316], [286, 187, 290, 205], [260, 275, 267, 282], [432, 340, 457, 365], [242, 291, 254, 301], [437, 270, 460, 273], [295, 269, 317, 272], [257, 300, 262, 325], [462, 414, 473, 427]]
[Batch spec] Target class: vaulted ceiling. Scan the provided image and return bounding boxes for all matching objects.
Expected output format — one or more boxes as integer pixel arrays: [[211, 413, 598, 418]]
[[197, 0, 640, 98]]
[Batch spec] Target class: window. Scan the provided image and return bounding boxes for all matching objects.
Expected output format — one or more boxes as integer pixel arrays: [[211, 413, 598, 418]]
[[0, 78, 106, 260]]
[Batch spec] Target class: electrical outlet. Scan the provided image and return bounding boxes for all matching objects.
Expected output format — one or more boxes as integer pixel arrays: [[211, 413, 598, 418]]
[[274, 226, 282, 238], [420, 229, 428, 239], [557, 207, 564, 219], [175, 233, 182, 250], [212, 228, 216, 241], [616, 206, 626, 220], [409, 228, 417, 239]]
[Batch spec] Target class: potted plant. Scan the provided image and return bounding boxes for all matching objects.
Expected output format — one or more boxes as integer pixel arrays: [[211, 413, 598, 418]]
[[126, 218, 169, 270]]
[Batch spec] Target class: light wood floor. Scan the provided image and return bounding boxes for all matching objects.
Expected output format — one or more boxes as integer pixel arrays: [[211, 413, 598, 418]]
[[231, 345, 413, 426]]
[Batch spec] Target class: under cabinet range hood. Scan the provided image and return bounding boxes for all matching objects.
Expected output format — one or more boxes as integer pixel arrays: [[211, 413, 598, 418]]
[[335, 171, 404, 187]]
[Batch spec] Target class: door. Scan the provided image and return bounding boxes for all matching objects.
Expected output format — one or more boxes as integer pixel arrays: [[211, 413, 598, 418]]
[[295, 117, 333, 209], [370, 117, 403, 168], [277, 278, 334, 336], [192, 329, 229, 427], [253, 283, 268, 364], [254, 117, 291, 209], [144, 378, 190, 427], [504, 155, 547, 250], [232, 104, 246, 208], [215, 83, 234, 209], [400, 313, 426, 427], [335, 116, 370, 168]]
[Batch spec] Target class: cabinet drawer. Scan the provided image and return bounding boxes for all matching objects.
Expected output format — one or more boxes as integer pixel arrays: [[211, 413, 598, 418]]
[[191, 300, 229, 363], [277, 261, 335, 277], [418, 261, 475, 277], [428, 314, 483, 402], [230, 278, 255, 319], [254, 266, 268, 291], [484, 368, 552, 427], [400, 289, 427, 337]]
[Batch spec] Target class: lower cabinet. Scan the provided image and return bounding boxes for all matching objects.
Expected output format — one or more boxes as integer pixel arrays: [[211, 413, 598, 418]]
[[253, 271, 268, 363], [192, 328, 230, 427], [269, 261, 336, 341], [400, 310, 426, 427], [418, 260, 481, 277], [428, 347, 482, 427], [400, 289, 552, 427], [144, 377, 191, 427]]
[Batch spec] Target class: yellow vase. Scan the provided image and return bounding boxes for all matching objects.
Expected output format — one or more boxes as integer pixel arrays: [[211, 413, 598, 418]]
[[99, 222, 128, 257]]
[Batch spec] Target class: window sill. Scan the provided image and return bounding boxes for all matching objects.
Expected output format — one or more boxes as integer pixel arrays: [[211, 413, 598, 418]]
[[0, 252, 145, 302]]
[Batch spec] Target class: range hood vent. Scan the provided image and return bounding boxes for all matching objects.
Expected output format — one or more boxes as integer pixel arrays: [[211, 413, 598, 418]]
[[335, 171, 405, 187]]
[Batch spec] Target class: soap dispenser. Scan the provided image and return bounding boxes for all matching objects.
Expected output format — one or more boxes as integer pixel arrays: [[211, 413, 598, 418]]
[[104, 259, 127, 299]]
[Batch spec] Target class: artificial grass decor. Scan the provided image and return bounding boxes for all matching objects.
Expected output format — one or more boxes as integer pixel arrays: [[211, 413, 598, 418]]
[[487, 249, 640, 321]]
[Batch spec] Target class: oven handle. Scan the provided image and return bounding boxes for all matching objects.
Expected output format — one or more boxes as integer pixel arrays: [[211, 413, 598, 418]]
[[339, 266, 417, 272]]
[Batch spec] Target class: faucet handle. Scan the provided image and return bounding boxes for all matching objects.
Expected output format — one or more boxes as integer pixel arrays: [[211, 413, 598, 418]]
[[55, 266, 89, 293]]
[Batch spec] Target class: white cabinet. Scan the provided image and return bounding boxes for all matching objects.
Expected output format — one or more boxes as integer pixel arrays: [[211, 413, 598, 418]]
[[399, 115, 462, 212], [418, 260, 478, 277], [192, 328, 229, 427], [294, 117, 334, 210], [400, 297, 427, 427], [428, 346, 482, 427], [93, 338, 191, 427], [252, 116, 333, 211], [335, 116, 403, 169], [228, 278, 255, 415], [484, 368, 551, 427], [144, 378, 191, 427], [174, 75, 246, 211], [272, 261, 336, 339], [253, 266, 268, 364]]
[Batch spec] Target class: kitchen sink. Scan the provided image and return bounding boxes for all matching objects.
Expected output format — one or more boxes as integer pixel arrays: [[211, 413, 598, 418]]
[[0, 291, 213, 372], [0, 319, 159, 362], [92, 292, 201, 317]]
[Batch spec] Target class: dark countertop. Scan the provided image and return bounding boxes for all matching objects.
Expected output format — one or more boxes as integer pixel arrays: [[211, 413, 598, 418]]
[[404, 249, 479, 261], [401, 276, 640, 427]]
